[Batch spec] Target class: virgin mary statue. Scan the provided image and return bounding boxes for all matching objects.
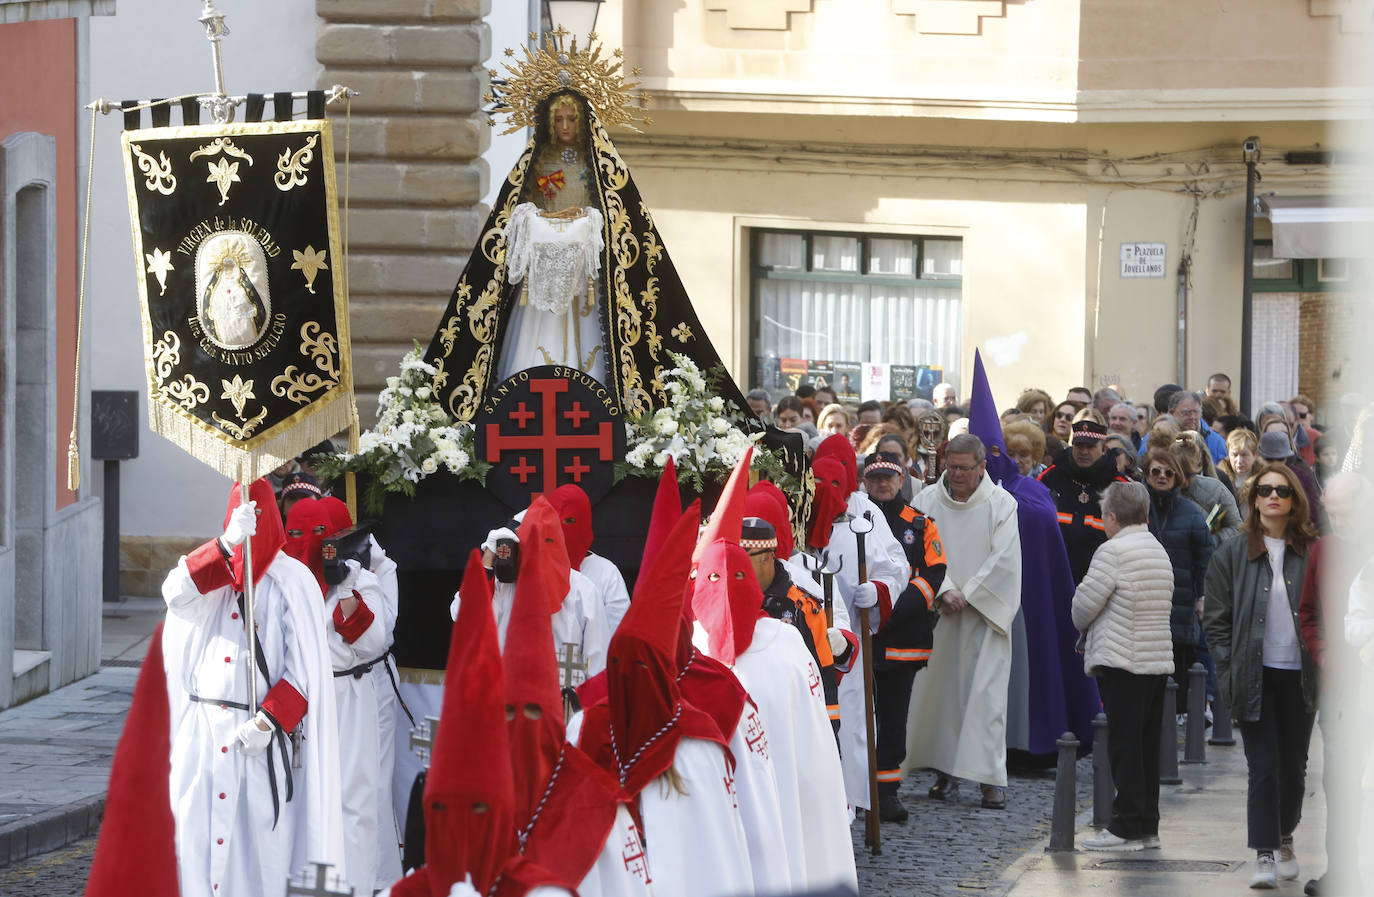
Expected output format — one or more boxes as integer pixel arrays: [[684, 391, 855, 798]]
[[422, 38, 748, 424]]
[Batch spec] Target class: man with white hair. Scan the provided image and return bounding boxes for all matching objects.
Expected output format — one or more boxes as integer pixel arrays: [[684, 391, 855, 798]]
[[932, 383, 958, 409]]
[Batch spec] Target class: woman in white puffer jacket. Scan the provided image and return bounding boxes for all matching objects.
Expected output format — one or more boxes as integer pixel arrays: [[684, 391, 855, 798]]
[[1071, 480, 1176, 853]]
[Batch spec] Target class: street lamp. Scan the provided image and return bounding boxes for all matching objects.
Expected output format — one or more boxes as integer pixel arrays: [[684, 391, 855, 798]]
[[546, 0, 602, 50]]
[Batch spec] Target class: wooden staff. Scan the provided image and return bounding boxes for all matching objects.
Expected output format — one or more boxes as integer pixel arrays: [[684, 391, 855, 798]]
[[850, 511, 881, 855]]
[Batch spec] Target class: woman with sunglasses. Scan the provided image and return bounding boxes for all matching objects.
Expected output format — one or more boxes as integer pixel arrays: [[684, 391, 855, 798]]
[[1204, 463, 1319, 889], [1044, 400, 1083, 444], [1143, 451, 1213, 720]]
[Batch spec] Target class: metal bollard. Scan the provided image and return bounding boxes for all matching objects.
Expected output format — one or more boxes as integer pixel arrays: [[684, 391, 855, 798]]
[[1160, 676, 1182, 785], [1209, 691, 1236, 746], [1092, 712, 1114, 829], [1182, 662, 1207, 764], [1047, 731, 1079, 852]]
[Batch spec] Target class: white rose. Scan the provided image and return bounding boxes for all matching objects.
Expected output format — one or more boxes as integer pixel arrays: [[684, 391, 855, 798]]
[[657, 417, 678, 436], [708, 396, 725, 413], [420, 456, 438, 475], [398, 386, 413, 397], [653, 450, 670, 468], [415, 386, 431, 400], [711, 417, 729, 435], [386, 376, 401, 389], [402, 410, 416, 424]]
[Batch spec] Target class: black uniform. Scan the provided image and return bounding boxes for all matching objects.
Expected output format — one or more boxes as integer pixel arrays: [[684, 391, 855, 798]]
[[869, 495, 947, 795], [762, 562, 848, 734], [1037, 449, 1126, 584]]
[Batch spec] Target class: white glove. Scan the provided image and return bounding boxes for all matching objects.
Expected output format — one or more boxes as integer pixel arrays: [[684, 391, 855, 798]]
[[481, 526, 519, 555], [338, 558, 363, 594], [852, 581, 879, 610], [826, 628, 848, 657], [220, 501, 257, 551], [235, 711, 274, 756]]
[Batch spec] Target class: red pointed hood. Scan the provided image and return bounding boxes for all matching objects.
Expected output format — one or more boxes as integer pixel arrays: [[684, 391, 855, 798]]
[[585, 508, 726, 797], [546, 484, 594, 570], [693, 447, 753, 565], [424, 550, 516, 897], [505, 498, 568, 830], [84, 624, 180, 897], [317, 495, 353, 532], [224, 478, 285, 590], [282, 499, 339, 596], [746, 483, 793, 558], [691, 539, 766, 666], [813, 433, 858, 495], [807, 457, 851, 550], [641, 456, 682, 573]]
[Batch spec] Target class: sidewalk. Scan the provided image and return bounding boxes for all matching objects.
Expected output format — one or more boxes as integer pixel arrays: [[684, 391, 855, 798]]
[[993, 726, 1329, 897], [0, 598, 163, 867]]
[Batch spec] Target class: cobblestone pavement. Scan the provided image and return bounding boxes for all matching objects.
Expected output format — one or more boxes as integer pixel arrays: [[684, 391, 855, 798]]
[[0, 836, 93, 897], [853, 759, 1093, 896]]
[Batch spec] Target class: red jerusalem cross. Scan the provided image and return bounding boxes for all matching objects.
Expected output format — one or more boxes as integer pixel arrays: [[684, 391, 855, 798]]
[[485, 378, 615, 494], [622, 825, 651, 883]]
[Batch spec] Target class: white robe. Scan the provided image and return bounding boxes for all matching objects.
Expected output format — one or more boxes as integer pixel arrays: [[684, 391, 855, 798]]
[[819, 492, 909, 809], [449, 567, 609, 684], [162, 552, 345, 897], [907, 474, 1022, 786], [781, 554, 853, 635], [575, 804, 655, 897], [325, 570, 390, 897], [638, 737, 755, 897], [580, 552, 632, 637], [365, 536, 405, 887], [720, 618, 857, 893], [500, 203, 607, 380]]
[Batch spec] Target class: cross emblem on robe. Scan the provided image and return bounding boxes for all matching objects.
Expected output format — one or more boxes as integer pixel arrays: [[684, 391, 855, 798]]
[[286, 862, 353, 897], [484, 378, 616, 494], [558, 641, 588, 690], [409, 715, 439, 770]]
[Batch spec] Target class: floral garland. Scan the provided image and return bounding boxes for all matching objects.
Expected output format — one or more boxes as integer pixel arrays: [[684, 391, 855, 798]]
[[619, 352, 796, 493], [317, 342, 488, 514]]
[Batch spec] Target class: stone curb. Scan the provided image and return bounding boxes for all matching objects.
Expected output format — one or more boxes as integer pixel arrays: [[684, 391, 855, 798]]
[[0, 794, 105, 869]]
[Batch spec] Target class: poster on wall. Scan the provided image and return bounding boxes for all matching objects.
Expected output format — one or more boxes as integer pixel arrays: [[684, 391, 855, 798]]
[[889, 365, 917, 403], [861, 363, 891, 402], [833, 361, 862, 402], [914, 365, 944, 401]]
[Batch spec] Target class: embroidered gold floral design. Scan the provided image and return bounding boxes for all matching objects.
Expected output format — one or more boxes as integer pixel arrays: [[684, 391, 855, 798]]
[[212, 406, 267, 439], [220, 374, 255, 419], [274, 134, 317, 191], [291, 245, 328, 294], [164, 376, 210, 410], [270, 365, 331, 405], [151, 331, 181, 383], [205, 158, 241, 206], [671, 322, 693, 343], [129, 144, 177, 195], [299, 321, 339, 379], [189, 137, 253, 205], [145, 248, 174, 295]]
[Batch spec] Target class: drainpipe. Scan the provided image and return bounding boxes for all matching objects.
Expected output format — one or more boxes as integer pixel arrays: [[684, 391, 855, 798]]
[[1177, 256, 1189, 387], [1240, 137, 1260, 417]]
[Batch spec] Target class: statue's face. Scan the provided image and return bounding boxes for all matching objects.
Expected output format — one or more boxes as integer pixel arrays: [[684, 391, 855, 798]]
[[553, 104, 578, 145]]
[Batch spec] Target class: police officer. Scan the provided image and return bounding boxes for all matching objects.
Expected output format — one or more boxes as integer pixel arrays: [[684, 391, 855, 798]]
[[862, 451, 948, 822]]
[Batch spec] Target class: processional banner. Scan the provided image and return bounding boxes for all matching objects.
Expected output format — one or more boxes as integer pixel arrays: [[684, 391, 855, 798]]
[[122, 119, 352, 480]]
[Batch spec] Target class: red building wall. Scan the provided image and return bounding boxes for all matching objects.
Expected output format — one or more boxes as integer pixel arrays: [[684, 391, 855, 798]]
[[0, 18, 79, 511]]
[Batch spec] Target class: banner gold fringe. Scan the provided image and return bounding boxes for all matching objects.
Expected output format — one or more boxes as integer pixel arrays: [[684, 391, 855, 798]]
[[149, 393, 354, 483]]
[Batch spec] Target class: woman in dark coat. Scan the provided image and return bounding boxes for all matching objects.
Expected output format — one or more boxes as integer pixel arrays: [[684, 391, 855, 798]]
[[1142, 450, 1213, 716]]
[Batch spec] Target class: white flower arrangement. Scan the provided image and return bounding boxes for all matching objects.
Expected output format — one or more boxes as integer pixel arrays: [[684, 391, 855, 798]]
[[317, 342, 486, 513], [620, 352, 790, 491]]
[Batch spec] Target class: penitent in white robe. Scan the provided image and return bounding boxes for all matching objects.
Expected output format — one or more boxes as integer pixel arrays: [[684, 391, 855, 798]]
[[730, 618, 858, 893], [500, 202, 607, 381], [325, 569, 391, 897], [363, 537, 405, 887], [823, 492, 909, 809], [162, 553, 345, 897], [907, 474, 1022, 786], [638, 737, 756, 897]]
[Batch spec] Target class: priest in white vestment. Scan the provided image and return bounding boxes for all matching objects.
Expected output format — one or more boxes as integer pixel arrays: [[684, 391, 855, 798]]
[[161, 480, 344, 897], [907, 434, 1023, 808]]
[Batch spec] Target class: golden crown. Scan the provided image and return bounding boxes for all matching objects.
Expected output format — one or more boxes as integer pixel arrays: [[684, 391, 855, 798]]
[[483, 28, 651, 135]]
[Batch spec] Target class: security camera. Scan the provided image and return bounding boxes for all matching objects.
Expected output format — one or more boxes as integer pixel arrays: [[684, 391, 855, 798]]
[[1243, 137, 1261, 163]]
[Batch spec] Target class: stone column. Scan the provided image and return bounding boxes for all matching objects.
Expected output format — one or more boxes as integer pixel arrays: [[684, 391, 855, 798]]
[[316, 0, 492, 424]]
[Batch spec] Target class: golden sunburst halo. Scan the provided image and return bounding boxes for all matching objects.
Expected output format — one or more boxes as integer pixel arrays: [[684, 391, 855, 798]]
[[486, 28, 650, 136]]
